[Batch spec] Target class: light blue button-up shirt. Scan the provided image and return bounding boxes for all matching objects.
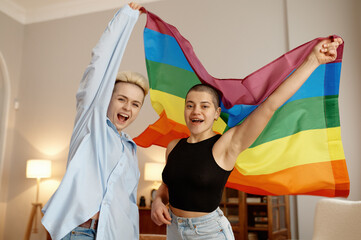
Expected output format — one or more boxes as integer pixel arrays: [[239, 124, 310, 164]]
[[42, 5, 141, 240]]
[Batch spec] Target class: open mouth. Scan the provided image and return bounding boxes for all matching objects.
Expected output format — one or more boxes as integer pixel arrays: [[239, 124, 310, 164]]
[[191, 119, 204, 123], [118, 113, 129, 122]]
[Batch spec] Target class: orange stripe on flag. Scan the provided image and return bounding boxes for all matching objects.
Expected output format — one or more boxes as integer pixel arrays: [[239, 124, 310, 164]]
[[331, 160, 350, 196], [226, 159, 349, 197], [134, 111, 190, 148]]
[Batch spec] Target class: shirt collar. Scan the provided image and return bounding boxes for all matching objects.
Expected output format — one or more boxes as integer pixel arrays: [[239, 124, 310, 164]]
[[106, 118, 137, 150], [106, 118, 118, 134]]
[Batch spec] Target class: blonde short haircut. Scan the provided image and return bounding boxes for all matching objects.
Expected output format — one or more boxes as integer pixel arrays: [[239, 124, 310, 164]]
[[115, 71, 149, 95]]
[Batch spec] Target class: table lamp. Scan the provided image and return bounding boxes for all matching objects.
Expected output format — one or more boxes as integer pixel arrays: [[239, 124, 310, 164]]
[[144, 162, 164, 204], [24, 159, 51, 240]]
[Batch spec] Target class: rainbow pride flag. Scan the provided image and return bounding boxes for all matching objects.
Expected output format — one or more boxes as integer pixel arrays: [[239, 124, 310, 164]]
[[134, 10, 350, 197]]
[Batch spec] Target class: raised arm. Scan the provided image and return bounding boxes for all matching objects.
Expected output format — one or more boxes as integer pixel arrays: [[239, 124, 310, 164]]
[[75, 3, 142, 113], [68, 3, 143, 165], [213, 37, 343, 170]]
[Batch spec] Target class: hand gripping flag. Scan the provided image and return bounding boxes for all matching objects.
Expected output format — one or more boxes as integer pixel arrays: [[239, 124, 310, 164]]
[[134, 10, 350, 197]]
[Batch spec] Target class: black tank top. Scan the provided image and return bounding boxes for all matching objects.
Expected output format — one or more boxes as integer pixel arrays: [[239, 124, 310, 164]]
[[162, 134, 232, 212]]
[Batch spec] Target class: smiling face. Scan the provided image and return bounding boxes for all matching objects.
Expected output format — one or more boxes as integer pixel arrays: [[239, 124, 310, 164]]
[[107, 82, 145, 134], [184, 90, 221, 138]]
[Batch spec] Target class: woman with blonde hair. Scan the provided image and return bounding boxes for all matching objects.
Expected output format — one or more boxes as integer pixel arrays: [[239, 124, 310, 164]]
[[42, 3, 147, 240]]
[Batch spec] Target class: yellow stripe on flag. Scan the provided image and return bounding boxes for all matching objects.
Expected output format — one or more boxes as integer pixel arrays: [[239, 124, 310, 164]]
[[235, 127, 344, 175], [150, 89, 227, 133], [327, 126, 345, 161]]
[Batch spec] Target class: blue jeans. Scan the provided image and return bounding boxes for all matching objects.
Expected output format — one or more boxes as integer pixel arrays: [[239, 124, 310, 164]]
[[60, 226, 96, 240], [167, 207, 235, 240]]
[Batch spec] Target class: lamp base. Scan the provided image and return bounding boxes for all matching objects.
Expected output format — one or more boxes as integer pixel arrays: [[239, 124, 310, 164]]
[[24, 203, 43, 240]]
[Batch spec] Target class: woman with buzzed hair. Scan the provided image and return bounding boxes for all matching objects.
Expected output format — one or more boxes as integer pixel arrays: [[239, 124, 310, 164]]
[[152, 36, 343, 240]]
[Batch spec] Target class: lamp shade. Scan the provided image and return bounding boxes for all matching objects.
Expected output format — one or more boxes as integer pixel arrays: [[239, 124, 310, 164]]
[[144, 162, 164, 181], [26, 159, 52, 178]]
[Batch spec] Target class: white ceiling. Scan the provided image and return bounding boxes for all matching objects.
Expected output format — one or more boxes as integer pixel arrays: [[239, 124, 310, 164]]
[[0, 0, 158, 24]]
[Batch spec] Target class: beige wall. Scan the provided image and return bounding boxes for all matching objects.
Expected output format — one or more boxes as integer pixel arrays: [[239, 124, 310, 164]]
[[0, 0, 360, 239], [0, 10, 24, 239]]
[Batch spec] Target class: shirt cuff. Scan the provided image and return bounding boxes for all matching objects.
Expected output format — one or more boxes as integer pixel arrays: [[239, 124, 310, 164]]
[[121, 4, 141, 19]]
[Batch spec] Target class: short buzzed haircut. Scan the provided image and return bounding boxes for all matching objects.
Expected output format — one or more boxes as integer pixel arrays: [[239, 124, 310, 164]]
[[186, 84, 220, 108]]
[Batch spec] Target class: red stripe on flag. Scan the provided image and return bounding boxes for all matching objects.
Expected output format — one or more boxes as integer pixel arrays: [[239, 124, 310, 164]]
[[144, 10, 344, 108]]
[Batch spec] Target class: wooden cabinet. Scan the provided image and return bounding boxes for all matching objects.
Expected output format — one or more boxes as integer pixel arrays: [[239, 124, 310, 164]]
[[139, 207, 166, 234], [219, 187, 245, 239], [220, 188, 291, 240]]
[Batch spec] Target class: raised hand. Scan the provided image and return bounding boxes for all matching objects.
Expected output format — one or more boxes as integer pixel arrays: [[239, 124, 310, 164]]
[[311, 37, 343, 65], [128, 2, 146, 14]]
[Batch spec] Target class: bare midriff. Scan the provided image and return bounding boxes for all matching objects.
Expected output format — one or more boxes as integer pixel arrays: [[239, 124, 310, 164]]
[[170, 205, 209, 218], [91, 211, 100, 220]]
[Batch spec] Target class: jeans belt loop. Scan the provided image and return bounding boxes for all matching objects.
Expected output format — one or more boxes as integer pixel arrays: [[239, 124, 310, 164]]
[[90, 219, 96, 229]]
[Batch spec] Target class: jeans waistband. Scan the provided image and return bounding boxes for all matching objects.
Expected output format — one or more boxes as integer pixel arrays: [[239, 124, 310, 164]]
[[78, 218, 98, 230], [170, 207, 223, 229]]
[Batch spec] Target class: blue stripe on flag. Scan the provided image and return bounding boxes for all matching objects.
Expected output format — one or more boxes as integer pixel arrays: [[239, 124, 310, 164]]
[[144, 28, 194, 72]]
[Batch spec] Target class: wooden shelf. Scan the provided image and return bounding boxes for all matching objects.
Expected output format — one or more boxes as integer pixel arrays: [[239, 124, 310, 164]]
[[220, 188, 291, 240], [248, 227, 269, 231], [247, 202, 267, 206], [272, 229, 288, 235], [231, 226, 240, 232]]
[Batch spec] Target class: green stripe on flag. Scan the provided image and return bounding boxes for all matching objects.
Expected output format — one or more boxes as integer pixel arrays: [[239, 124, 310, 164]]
[[146, 59, 201, 98], [324, 95, 340, 127], [250, 96, 340, 148]]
